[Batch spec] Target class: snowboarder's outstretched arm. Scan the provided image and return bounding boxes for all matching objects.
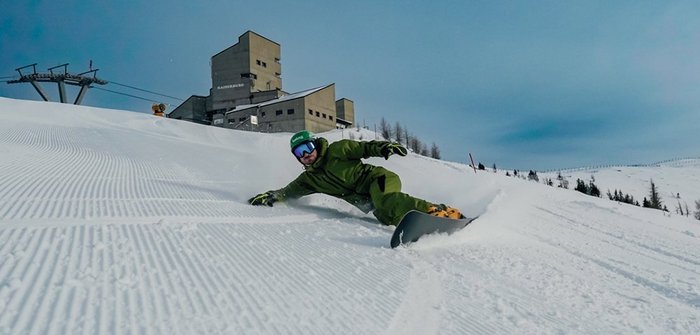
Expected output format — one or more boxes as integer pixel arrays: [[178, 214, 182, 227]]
[[248, 174, 316, 206], [331, 140, 407, 160]]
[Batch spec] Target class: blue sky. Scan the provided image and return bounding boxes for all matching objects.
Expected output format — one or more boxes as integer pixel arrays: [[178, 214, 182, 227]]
[[2, 0, 699, 170]]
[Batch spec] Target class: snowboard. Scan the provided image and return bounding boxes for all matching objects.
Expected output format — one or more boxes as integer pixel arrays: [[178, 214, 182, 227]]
[[390, 210, 477, 248]]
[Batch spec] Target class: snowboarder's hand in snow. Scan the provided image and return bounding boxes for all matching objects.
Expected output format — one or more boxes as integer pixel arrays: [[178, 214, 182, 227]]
[[380, 143, 408, 160], [248, 191, 277, 206]]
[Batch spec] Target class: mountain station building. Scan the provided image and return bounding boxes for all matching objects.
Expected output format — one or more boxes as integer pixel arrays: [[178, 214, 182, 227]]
[[168, 31, 355, 133]]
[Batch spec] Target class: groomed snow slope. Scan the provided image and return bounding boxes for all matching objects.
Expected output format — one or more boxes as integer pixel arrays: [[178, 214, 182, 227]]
[[0, 97, 699, 334]]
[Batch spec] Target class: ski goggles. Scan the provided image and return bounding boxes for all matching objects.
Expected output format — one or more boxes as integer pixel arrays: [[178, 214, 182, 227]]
[[292, 141, 317, 158]]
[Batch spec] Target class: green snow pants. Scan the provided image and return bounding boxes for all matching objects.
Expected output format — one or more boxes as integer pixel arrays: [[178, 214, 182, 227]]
[[368, 168, 433, 226]]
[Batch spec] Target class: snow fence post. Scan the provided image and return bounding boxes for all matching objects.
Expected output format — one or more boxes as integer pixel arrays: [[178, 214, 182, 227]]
[[469, 153, 477, 174]]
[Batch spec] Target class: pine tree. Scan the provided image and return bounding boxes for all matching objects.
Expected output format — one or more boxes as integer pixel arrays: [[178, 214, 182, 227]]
[[649, 180, 663, 210], [394, 122, 404, 144], [528, 170, 539, 182], [405, 133, 413, 150], [575, 179, 588, 194], [420, 143, 429, 156], [379, 118, 392, 140], [430, 142, 441, 159], [409, 136, 422, 154], [589, 181, 601, 197], [404, 128, 409, 147]]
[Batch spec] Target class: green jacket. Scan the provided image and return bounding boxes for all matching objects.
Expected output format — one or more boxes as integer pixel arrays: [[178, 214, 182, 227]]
[[272, 138, 390, 211]]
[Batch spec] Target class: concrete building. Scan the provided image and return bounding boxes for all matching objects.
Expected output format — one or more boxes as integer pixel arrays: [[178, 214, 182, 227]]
[[169, 31, 354, 133], [335, 98, 355, 129], [219, 84, 339, 133], [167, 95, 210, 124], [211, 31, 282, 112]]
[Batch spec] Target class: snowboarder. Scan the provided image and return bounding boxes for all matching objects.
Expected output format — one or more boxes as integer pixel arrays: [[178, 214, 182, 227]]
[[248, 130, 462, 226]]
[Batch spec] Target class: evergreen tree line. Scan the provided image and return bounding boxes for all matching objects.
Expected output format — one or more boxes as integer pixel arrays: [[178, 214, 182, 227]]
[[379, 118, 441, 159], [566, 177, 693, 215], [488, 164, 700, 220], [606, 189, 640, 206], [566, 177, 672, 212], [574, 178, 601, 197]]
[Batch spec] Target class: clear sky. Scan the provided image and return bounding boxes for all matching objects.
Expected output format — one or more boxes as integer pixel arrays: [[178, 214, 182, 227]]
[[2, 0, 699, 170]]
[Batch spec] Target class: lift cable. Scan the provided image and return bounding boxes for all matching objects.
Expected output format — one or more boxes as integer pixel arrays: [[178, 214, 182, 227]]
[[1, 75, 18, 82], [108, 81, 184, 101], [92, 86, 170, 104]]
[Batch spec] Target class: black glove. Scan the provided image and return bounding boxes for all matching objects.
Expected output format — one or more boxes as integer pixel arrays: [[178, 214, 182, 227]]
[[248, 191, 277, 207], [380, 143, 408, 160]]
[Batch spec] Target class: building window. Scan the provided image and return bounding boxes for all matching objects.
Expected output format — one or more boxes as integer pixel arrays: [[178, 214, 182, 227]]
[[322, 113, 327, 119], [256, 60, 261, 66], [276, 110, 283, 116], [287, 109, 295, 115], [261, 111, 266, 117], [329, 116, 333, 121], [239, 117, 246, 122], [316, 112, 320, 117], [262, 61, 267, 68], [241, 73, 258, 79], [308, 109, 313, 115]]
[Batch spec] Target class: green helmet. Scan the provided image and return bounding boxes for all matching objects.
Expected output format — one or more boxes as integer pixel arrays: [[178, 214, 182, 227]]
[[290, 130, 315, 149]]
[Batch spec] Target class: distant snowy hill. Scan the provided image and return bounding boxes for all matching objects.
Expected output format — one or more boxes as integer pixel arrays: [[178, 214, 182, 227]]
[[541, 163, 700, 214], [1, 97, 699, 334]]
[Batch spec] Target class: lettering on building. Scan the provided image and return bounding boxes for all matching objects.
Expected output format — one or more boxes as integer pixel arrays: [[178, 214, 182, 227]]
[[216, 83, 245, 90]]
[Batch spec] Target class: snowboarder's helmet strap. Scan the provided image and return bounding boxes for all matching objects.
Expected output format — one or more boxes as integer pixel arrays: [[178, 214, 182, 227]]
[[290, 130, 315, 149]]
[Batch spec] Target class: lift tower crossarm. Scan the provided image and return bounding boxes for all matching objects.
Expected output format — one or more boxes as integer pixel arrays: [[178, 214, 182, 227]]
[[7, 62, 107, 105]]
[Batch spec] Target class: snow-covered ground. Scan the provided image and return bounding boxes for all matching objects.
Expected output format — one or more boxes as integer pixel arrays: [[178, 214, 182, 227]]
[[0, 97, 699, 334], [540, 164, 700, 214]]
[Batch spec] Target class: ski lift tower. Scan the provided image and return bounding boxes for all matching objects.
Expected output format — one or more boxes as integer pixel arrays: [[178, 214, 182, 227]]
[[7, 63, 108, 105]]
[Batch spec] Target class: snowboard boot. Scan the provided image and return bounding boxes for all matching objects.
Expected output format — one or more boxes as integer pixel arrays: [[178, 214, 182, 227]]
[[427, 204, 463, 220]]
